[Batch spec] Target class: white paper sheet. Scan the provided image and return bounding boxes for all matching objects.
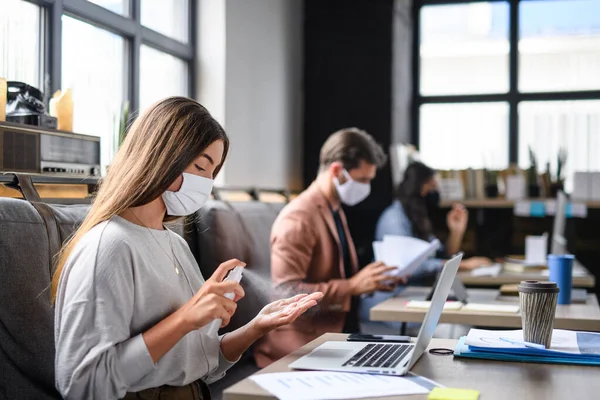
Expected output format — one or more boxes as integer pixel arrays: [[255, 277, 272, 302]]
[[406, 300, 464, 310], [463, 328, 600, 354], [525, 234, 548, 264], [373, 235, 441, 277], [460, 304, 519, 314], [250, 371, 430, 400], [470, 264, 502, 277]]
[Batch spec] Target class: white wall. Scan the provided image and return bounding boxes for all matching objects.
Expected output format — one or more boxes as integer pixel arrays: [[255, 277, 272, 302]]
[[196, 0, 304, 190]]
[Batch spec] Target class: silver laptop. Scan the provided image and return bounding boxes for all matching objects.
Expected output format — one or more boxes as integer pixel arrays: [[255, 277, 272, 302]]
[[289, 253, 463, 376], [551, 191, 568, 255]]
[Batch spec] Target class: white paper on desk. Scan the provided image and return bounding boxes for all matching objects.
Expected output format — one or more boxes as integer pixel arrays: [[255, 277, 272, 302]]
[[373, 235, 441, 277], [525, 234, 548, 264], [461, 303, 519, 314], [250, 371, 431, 400], [464, 328, 600, 355], [470, 264, 502, 277]]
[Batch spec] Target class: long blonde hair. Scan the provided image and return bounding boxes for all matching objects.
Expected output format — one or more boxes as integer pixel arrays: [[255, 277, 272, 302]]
[[51, 97, 229, 301]]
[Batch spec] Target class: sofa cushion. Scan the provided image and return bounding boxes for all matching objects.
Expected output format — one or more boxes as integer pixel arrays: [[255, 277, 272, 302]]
[[0, 198, 88, 400]]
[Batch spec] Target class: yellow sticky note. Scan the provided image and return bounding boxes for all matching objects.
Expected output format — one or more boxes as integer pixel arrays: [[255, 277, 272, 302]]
[[428, 387, 480, 400]]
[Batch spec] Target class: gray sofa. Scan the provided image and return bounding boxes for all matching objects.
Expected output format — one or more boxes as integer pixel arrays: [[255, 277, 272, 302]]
[[0, 193, 281, 400]]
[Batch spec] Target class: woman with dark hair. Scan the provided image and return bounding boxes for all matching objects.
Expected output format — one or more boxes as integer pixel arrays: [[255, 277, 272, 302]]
[[359, 161, 491, 330]]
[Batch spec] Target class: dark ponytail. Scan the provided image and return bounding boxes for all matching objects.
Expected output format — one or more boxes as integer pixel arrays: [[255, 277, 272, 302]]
[[395, 162, 436, 240]]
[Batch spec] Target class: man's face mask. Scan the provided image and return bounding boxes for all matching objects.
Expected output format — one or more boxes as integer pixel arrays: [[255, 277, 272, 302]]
[[334, 169, 371, 206], [162, 172, 213, 216]]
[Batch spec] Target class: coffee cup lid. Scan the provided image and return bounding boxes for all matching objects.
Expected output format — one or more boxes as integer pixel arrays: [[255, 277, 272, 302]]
[[518, 280, 559, 293]]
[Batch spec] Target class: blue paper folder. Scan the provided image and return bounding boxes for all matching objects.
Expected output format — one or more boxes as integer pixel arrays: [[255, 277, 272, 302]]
[[454, 337, 600, 366]]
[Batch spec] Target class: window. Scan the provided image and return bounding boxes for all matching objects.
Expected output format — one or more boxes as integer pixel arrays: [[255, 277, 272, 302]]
[[88, 0, 130, 16], [420, 103, 509, 170], [8, 0, 196, 172], [420, 2, 509, 95], [519, 100, 600, 191], [61, 16, 125, 172], [0, 0, 42, 87], [139, 45, 189, 112], [415, 0, 600, 179], [141, 0, 189, 43], [519, 0, 600, 92]]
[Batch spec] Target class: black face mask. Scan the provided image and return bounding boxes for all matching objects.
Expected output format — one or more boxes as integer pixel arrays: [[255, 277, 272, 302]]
[[423, 190, 441, 209]]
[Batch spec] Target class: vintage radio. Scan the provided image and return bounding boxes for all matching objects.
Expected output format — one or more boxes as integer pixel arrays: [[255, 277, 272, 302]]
[[0, 122, 101, 177]]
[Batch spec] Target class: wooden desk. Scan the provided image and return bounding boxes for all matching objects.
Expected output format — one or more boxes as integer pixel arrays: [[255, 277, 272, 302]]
[[370, 287, 600, 332], [223, 333, 600, 400], [458, 263, 596, 288]]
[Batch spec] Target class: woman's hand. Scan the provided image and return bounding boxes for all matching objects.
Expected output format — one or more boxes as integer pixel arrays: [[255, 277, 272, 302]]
[[177, 259, 246, 331], [250, 292, 324, 334], [446, 204, 468, 235], [459, 256, 493, 271]]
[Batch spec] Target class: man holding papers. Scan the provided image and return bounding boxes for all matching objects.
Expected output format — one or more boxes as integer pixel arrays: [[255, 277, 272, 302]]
[[254, 128, 396, 367]]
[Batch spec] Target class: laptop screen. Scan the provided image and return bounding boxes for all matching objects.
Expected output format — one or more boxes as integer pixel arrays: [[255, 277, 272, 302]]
[[407, 253, 463, 369]]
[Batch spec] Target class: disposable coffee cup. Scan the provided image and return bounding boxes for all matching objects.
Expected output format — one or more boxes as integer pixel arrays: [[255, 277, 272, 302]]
[[517, 280, 559, 348]]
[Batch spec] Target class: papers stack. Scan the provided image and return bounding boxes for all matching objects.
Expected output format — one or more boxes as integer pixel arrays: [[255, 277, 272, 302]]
[[250, 371, 437, 400], [373, 235, 441, 277], [455, 328, 600, 366]]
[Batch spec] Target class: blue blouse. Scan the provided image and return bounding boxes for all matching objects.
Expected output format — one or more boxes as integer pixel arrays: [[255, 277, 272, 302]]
[[358, 200, 444, 328]]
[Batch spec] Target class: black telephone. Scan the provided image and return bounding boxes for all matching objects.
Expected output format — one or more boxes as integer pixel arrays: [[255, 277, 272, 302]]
[[5, 81, 56, 129]]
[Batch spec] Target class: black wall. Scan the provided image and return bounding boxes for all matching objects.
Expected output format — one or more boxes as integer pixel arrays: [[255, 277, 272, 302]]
[[303, 0, 395, 267]]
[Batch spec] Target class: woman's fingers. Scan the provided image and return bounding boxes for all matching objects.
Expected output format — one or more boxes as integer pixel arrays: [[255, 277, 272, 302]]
[[279, 293, 309, 305]]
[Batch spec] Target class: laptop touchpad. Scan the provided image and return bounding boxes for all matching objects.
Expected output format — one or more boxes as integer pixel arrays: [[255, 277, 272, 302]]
[[308, 349, 352, 359]]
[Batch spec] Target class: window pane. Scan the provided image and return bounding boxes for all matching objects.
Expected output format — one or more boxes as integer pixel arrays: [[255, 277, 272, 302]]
[[0, 0, 42, 87], [420, 103, 509, 170], [62, 16, 125, 173], [88, 0, 129, 16], [141, 0, 189, 43], [519, 101, 600, 192], [420, 2, 509, 96], [139, 45, 188, 112], [519, 0, 600, 92]]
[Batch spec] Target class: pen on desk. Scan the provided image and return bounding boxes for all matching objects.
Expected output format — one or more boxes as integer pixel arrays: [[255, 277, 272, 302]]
[[499, 337, 546, 349]]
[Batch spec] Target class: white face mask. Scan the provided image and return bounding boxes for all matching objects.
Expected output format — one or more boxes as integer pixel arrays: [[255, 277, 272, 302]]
[[333, 169, 371, 206], [162, 172, 214, 216]]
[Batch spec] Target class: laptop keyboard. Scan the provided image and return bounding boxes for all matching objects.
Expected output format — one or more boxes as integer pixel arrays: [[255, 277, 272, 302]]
[[342, 343, 412, 369]]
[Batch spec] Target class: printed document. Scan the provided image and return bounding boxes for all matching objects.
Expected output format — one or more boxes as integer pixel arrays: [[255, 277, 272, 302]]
[[373, 235, 441, 277], [250, 371, 432, 400], [464, 328, 600, 355]]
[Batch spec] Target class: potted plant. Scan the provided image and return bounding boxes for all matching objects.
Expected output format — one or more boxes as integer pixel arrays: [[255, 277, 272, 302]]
[[117, 100, 130, 150], [107, 101, 130, 174], [527, 146, 540, 198], [485, 169, 499, 198], [551, 147, 567, 197]]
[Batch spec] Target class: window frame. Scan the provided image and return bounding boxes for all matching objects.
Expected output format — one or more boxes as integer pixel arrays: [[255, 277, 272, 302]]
[[24, 0, 196, 113], [412, 0, 600, 165]]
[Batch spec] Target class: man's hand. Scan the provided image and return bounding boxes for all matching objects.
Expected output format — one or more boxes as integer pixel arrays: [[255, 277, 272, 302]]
[[348, 262, 399, 296]]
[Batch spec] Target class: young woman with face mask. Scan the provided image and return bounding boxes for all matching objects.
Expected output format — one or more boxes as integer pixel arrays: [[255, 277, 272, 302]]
[[359, 162, 492, 328], [52, 97, 323, 400]]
